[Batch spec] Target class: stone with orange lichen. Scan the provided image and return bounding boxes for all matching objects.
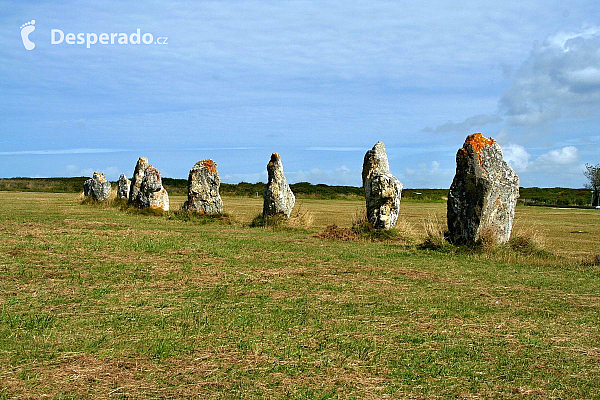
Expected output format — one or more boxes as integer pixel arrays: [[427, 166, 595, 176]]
[[183, 159, 223, 214], [83, 171, 111, 201], [362, 142, 403, 230], [263, 153, 295, 218], [137, 165, 170, 211], [447, 133, 519, 244], [129, 157, 149, 204], [128, 157, 169, 211]]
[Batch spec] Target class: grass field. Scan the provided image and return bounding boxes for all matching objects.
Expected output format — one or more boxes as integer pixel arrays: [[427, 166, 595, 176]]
[[0, 192, 598, 399]]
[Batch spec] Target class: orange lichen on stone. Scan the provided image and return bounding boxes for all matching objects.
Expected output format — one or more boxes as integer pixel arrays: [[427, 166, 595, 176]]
[[464, 133, 495, 154], [268, 153, 280, 166], [200, 159, 217, 175], [464, 133, 495, 168]]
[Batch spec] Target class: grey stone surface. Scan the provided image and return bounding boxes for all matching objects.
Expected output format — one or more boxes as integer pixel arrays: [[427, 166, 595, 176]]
[[447, 133, 520, 244], [362, 142, 403, 230], [263, 153, 295, 218], [83, 172, 111, 201], [137, 165, 170, 211], [117, 174, 131, 199], [83, 179, 92, 197], [129, 157, 149, 204], [128, 157, 169, 210], [182, 160, 224, 214]]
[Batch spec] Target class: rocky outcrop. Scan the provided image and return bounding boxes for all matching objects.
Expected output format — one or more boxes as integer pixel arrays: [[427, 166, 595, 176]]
[[447, 133, 519, 244], [117, 174, 130, 199], [263, 153, 295, 218], [83, 172, 111, 201], [362, 142, 403, 229], [182, 160, 223, 214], [128, 157, 169, 211]]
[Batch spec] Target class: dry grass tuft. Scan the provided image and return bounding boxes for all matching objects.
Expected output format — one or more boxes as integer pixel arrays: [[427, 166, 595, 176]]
[[286, 207, 314, 229], [250, 207, 314, 230], [420, 214, 450, 250], [249, 213, 285, 228], [345, 207, 415, 242], [108, 187, 118, 202], [350, 207, 373, 235], [475, 225, 503, 253], [508, 220, 547, 255]]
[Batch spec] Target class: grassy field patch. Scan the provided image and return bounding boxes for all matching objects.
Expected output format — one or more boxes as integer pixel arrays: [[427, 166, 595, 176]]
[[0, 192, 598, 398]]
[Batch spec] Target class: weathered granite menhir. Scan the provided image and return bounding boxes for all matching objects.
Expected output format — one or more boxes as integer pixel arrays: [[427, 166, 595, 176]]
[[182, 159, 224, 214], [447, 133, 519, 244], [83, 172, 111, 201], [128, 157, 169, 211], [117, 174, 130, 199], [362, 141, 403, 229], [263, 153, 295, 218]]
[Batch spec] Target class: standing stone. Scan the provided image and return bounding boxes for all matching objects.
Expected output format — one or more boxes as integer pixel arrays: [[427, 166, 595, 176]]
[[263, 153, 295, 218], [83, 172, 111, 201], [117, 174, 131, 199], [129, 157, 149, 204], [83, 179, 92, 197], [362, 142, 403, 229], [447, 133, 519, 244], [182, 160, 223, 214], [128, 157, 169, 211], [137, 165, 170, 211]]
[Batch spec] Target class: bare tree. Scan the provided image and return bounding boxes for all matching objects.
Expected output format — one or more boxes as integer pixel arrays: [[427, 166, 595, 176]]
[[584, 163, 600, 206]]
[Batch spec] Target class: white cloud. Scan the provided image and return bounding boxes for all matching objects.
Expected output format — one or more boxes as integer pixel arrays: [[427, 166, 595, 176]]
[[500, 26, 600, 125], [503, 144, 531, 171], [531, 146, 580, 169], [421, 114, 502, 133], [501, 144, 580, 174]]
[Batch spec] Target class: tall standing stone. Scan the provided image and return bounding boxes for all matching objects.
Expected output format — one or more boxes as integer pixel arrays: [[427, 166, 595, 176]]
[[182, 160, 224, 214], [128, 157, 169, 211], [117, 174, 131, 199], [129, 157, 149, 204], [138, 166, 170, 211], [83, 172, 111, 201], [362, 142, 403, 229], [447, 133, 519, 244], [263, 153, 295, 218]]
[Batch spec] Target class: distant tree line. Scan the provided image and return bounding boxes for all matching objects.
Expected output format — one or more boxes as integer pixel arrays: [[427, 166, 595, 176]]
[[0, 176, 596, 205]]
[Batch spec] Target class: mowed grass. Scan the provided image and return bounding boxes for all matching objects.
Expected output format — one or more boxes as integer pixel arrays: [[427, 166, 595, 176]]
[[0, 192, 598, 399]]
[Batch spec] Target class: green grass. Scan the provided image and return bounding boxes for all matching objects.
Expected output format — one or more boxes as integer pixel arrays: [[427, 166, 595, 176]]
[[0, 192, 598, 398]]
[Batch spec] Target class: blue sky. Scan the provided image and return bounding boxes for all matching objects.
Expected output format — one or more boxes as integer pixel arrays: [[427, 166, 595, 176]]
[[1, 0, 599, 188]]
